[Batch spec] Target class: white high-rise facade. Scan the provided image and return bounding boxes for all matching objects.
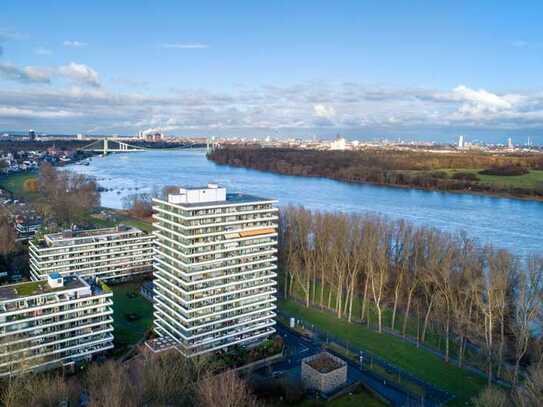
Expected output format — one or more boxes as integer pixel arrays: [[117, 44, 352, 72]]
[[29, 225, 154, 282], [0, 274, 113, 377], [152, 184, 278, 356]]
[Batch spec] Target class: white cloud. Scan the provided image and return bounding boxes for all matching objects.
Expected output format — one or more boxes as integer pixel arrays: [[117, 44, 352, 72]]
[[159, 43, 209, 49], [1, 78, 543, 135], [58, 62, 100, 87], [450, 85, 513, 115], [0, 106, 81, 119], [0, 63, 51, 83], [313, 104, 336, 119], [63, 40, 87, 48]]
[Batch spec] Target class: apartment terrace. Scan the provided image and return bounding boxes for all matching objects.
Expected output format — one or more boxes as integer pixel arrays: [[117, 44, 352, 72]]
[[37, 224, 144, 248], [0, 278, 86, 301]]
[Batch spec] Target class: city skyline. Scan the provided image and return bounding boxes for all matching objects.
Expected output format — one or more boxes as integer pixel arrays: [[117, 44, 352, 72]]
[[1, 1, 543, 143]]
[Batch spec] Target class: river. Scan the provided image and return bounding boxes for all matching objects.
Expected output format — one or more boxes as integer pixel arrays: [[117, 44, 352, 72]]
[[68, 149, 543, 257]]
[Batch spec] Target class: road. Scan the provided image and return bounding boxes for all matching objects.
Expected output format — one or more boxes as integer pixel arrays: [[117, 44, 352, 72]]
[[267, 324, 425, 406]]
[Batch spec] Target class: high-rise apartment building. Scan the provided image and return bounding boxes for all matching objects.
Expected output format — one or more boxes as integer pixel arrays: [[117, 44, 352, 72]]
[[152, 184, 278, 356], [29, 225, 153, 282], [0, 273, 113, 376]]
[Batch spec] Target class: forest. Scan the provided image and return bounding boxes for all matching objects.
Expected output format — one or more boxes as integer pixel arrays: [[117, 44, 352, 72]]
[[279, 206, 543, 392], [207, 147, 543, 199]]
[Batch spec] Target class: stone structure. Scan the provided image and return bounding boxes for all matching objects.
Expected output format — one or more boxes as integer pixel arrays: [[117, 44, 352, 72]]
[[301, 351, 347, 394]]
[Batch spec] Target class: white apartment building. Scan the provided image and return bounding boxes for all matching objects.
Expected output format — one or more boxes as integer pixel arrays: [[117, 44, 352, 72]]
[[29, 225, 154, 282], [0, 273, 113, 377], [152, 184, 278, 356]]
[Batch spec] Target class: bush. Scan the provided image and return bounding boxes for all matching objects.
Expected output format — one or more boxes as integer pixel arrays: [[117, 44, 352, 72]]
[[429, 171, 449, 179], [452, 172, 480, 181], [23, 178, 39, 192], [479, 166, 530, 176]]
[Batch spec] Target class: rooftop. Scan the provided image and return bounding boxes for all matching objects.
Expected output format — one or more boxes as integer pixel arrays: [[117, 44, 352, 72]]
[[41, 224, 142, 247], [0, 276, 88, 301], [304, 352, 346, 373], [162, 183, 276, 208]]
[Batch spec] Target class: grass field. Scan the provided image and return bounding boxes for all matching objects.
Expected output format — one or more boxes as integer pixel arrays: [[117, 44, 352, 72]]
[[110, 282, 154, 346], [280, 299, 487, 406], [445, 169, 543, 189], [299, 388, 386, 407], [287, 281, 467, 364], [85, 210, 153, 232], [0, 172, 39, 200], [328, 391, 386, 407]]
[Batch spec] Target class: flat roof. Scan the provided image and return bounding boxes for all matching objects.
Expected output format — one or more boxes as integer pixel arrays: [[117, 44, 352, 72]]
[[40, 224, 143, 247], [157, 192, 276, 208], [0, 277, 87, 301]]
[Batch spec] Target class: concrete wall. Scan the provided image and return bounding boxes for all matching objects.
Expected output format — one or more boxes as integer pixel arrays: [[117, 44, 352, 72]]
[[301, 352, 347, 394]]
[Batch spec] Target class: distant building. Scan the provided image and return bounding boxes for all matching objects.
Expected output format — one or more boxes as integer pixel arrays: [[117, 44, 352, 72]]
[[507, 137, 514, 149], [152, 184, 278, 356], [330, 134, 347, 151], [458, 135, 465, 149], [0, 274, 113, 376], [14, 214, 42, 240], [28, 129, 36, 141], [29, 225, 154, 282], [138, 131, 165, 142]]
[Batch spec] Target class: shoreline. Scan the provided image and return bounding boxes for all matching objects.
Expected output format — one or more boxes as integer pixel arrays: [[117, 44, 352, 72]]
[[208, 159, 543, 204]]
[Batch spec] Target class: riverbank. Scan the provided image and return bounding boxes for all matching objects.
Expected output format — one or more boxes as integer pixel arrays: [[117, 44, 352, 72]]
[[207, 147, 543, 202]]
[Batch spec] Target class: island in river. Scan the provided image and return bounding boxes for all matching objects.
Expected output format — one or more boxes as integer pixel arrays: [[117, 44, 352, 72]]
[[207, 146, 543, 201]]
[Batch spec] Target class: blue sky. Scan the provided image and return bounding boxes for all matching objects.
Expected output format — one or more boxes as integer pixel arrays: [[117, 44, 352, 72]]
[[1, 1, 543, 143]]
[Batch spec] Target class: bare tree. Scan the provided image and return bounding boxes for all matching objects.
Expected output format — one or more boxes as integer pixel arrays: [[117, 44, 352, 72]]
[[472, 386, 510, 407], [512, 256, 543, 385], [196, 369, 261, 407], [0, 208, 16, 255]]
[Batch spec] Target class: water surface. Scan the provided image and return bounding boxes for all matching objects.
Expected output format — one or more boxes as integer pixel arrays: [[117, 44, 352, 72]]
[[69, 150, 543, 256]]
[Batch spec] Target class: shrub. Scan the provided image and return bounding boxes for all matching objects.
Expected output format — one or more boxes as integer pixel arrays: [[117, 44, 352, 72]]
[[23, 178, 39, 192], [452, 172, 480, 181], [479, 166, 530, 176], [429, 171, 449, 179]]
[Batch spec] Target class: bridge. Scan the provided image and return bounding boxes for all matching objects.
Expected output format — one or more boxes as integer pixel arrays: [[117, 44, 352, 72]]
[[79, 139, 146, 154]]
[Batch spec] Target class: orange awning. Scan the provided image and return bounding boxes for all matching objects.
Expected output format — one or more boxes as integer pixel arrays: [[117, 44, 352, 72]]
[[239, 228, 275, 237]]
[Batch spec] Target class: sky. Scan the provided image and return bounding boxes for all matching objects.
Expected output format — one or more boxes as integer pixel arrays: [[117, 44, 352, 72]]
[[1, 1, 543, 144]]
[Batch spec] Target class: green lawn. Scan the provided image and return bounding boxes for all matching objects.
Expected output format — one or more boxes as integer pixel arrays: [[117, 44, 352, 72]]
[[0, 172, 39, 200], [298, 388, 386, 407], [287, 281, 464, 363], [328, 390, 386, 407], [82, 210, 153, 233], [110, 282, 154, 346], [445, 169, 543, 189], [280, 299, 487, 406]]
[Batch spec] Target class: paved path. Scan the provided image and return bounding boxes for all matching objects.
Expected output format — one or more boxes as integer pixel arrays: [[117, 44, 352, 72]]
[[272, 324, 424, 406]]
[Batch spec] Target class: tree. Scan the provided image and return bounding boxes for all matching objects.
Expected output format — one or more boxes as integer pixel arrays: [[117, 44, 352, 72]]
[[84, 360, 139, 407], [472, 386, 509, 407], [122, 193, 153, 218], [513, 366, 543, 406], [0, 209, 16, 255], [23, 178, 39, 193], [37, 162, 99, 225], [512, 256, 543, 385], [196, 370, 260, 407]]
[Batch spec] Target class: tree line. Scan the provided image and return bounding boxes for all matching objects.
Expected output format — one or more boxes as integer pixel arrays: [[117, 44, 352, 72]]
[[279, 206, 543, 386], [0, 351, 260, 407], [208, 147, 543, 198]]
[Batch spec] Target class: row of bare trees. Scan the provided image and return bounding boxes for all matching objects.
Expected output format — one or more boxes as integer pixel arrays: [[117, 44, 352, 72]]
[[0, 351, 259, 407], [279, 206, 543, 385]]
